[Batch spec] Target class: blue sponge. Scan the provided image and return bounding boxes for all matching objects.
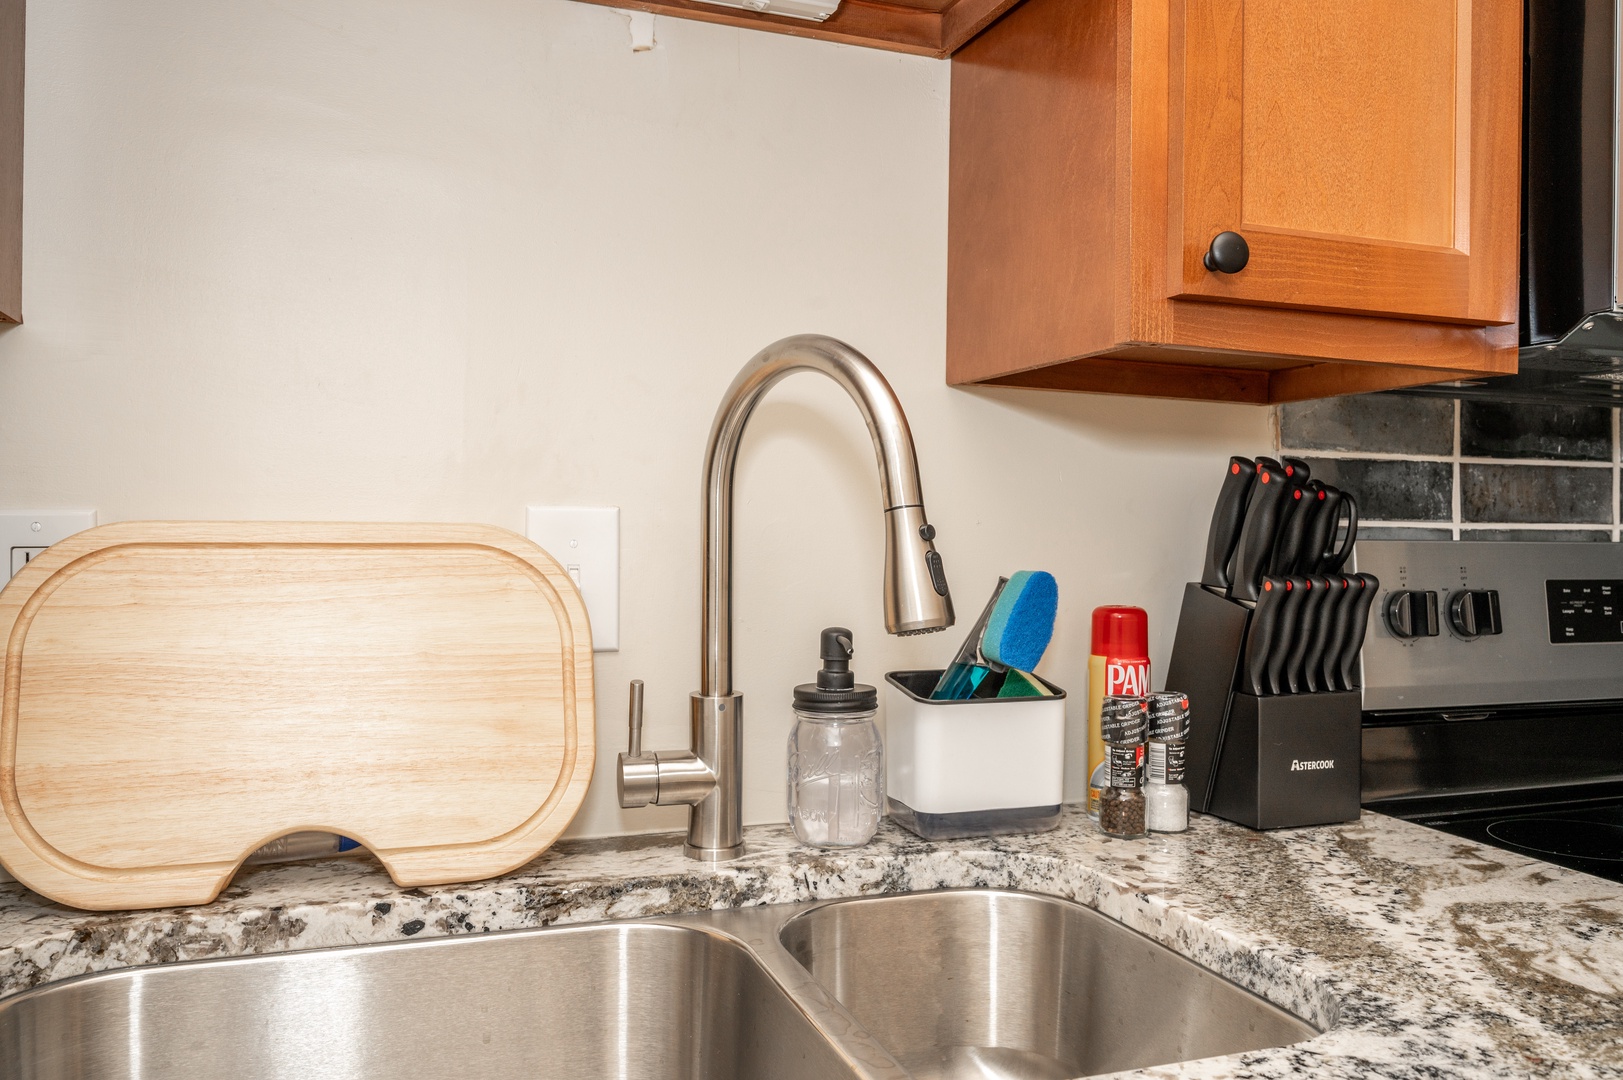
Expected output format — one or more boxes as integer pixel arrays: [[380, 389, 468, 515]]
[[981, 570, 1058, 671]]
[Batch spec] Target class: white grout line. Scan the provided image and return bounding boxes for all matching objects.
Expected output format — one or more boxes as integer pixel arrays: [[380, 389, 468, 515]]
[[1361, 520, 1613, 531], [1275, 447, 1618, 469], [1613, 407, 1620, 543], [1451, 398, 1462, 541]]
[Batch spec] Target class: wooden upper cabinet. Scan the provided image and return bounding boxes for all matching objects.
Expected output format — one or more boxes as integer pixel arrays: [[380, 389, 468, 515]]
[[567, 0, 1023, 58], [1169, 0, 1518, 326], [947, 0, 1525, 405]]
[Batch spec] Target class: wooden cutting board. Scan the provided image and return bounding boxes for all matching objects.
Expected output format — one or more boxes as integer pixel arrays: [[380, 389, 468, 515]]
[[0, 522, 595, 911]]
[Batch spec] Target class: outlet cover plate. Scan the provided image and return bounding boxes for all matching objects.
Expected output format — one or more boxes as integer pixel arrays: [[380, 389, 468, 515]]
[[0, 511, 98, 580], [526, 506, 619, 652]]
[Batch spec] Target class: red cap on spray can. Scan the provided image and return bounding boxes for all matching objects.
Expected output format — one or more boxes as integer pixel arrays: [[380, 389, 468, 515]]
[[1091, 606, 1148, 659]]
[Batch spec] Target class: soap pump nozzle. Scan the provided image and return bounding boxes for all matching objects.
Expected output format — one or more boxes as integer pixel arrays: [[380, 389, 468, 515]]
[[795, 626, 877, 716], [818, 627, 855, 690]]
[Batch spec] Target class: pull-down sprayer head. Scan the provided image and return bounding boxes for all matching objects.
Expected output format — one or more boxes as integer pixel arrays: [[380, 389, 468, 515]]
[[884, 504, 953, 636]]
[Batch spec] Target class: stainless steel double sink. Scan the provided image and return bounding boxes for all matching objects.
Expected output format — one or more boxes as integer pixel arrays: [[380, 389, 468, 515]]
[[0, 889, 1318, 1079]]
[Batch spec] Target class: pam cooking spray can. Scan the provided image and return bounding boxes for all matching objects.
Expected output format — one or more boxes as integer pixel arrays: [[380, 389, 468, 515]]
[[1088, 606, 1150, 818]]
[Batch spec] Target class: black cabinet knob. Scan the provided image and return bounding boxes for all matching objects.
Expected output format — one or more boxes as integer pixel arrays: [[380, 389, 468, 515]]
[[1448, 590, 1502, 639], [1385, 590, 1440, 639], [1203, 231, 1250, 274]]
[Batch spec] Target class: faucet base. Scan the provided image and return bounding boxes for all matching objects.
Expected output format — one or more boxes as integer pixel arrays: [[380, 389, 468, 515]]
[[682, 841, 745, 863]]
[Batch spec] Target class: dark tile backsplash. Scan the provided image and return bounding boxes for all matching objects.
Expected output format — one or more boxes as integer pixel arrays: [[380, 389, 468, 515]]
[[1460, 464, 1612, 524], [1459, 401, 1613, 461], [1277, 395, 1454, 456], [1303, 457, 1453, 521], [1277, 393, 1620, 541]]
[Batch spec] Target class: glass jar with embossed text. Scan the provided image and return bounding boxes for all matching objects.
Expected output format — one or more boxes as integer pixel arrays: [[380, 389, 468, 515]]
[[787, 627, 884, 849]]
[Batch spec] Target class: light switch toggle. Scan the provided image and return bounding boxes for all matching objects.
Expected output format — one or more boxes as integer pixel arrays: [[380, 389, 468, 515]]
[[526, 507, 619, 652]]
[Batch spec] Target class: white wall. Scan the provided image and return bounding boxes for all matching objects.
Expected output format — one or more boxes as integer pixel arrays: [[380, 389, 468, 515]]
[[0, 0, 1271, 838]]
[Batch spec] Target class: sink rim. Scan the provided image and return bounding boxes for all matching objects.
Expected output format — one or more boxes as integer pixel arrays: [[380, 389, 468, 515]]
[[772, 886, 1325, 1079], [0, 899, 917, 1080], [0, 887, 1333, 1080], [775, 886, 1331, 1035]]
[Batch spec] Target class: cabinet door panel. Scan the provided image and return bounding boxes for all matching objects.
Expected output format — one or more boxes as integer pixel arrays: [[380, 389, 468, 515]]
[[1169, 0, 1519, 325]]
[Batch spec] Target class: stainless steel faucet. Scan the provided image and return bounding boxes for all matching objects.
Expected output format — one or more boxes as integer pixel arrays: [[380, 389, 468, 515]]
[[617, 335, 955, 861]]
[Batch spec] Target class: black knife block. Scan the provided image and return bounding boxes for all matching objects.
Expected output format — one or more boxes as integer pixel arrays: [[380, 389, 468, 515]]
[[1164, 582, 1362, 830]]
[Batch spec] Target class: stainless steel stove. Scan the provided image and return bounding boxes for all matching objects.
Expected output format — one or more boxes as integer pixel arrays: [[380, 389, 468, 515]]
[[1356, 541, 1623, 884]]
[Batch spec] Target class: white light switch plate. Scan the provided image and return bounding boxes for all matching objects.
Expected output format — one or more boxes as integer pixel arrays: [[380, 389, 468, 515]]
[[526, 506, 619, 652], [0, 511, 97, 580]]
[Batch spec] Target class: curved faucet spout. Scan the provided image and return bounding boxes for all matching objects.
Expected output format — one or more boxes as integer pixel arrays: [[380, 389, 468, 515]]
[[700, 334, 955, 697], [618, 335, 954, 862]]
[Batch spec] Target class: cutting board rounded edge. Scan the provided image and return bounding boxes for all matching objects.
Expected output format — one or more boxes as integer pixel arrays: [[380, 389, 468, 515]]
[[0, 521, 596, 911]]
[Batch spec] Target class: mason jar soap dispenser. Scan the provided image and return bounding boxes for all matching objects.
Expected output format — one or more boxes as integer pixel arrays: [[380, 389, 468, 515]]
[[787, 627, 884, 848]]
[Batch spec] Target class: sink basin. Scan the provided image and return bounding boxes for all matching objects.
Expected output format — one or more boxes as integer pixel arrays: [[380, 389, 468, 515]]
[[0, 922, 868, 1080], [0, 888, 1320, 1080], [779, 890, 1317, 1080]]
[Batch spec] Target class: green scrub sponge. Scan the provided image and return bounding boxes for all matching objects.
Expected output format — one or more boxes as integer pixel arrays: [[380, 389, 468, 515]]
[[997, 669, 1054, 698]]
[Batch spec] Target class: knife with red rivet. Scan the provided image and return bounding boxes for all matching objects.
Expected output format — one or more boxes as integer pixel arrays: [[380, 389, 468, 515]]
[[1268, 483, 1313, 577], [1303, 574, 1350, 692], [1283, 575, 1333, 694], [1225, 460, 1290, 603], [1265, 574, 1313, 695], [1300, 483, 1343, 575], [1200, 456, 1256, 590], [1241, 576, 1289, 696], [1336, 573, 1381, 691]]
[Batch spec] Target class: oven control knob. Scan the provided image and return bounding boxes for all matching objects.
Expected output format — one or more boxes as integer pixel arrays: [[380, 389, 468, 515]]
[[1448, 589, 1502, 639], [1385, 590, 1440, 639]]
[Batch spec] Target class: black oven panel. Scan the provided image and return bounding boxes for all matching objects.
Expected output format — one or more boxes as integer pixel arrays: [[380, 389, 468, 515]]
[[1547, 580, 1623, 643]]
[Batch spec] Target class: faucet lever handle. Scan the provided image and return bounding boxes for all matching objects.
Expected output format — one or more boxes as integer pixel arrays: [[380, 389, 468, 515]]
[[617, 679, 659, 810], [627, 679, 645, 757]]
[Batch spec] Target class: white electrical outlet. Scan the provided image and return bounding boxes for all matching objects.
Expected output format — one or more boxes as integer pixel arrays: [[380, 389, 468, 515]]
[[526, 506, 619, 652], [0, 511, 98, 580]]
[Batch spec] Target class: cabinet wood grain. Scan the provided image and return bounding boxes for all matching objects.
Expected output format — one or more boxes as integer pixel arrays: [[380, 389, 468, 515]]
[[1170, 0, 1518, 325], [948, 0, 1523, 404]]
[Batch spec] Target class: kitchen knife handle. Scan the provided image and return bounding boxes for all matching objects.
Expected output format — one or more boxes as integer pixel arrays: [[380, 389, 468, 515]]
[[1281, 457, 1311, 485], [1267, 485, 1312, 577], [1282, 575, 1331, 695], [1200, 456, 1256, 589], [1265, 575, 1312, 696], [1302, 575, 1348, 692], [1319, 576, 1358, 692], [1226, 462, 1290, 603], [1336, 573, 1381, 691], [1300, 485, 1342, 575], [1241, 576, 1288, 695], [1323, 494, 1359, 573]]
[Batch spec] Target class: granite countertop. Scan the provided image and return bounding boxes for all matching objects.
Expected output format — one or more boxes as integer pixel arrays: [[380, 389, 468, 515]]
[[0, 808, 1618, 1079]]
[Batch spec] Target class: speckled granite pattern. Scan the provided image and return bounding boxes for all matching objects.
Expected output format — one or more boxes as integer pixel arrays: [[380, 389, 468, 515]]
[[0, 809, 1618, 1079]]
